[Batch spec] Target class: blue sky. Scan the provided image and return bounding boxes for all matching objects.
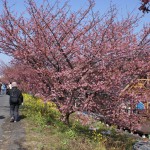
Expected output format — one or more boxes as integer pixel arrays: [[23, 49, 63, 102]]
[[0, 0, 149, 64]]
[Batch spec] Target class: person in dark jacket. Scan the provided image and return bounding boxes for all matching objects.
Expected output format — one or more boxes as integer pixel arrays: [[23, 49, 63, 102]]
[[7, 82, 23, 122]]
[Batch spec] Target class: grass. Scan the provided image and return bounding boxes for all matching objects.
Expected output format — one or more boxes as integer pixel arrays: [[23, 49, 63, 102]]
[[20, 94, 137, 150]]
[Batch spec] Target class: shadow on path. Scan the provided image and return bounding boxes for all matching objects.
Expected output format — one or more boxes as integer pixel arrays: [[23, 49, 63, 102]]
[[19, 115, 26, 121], [0, 116, 5, 119], [0, 106, 10, 108]]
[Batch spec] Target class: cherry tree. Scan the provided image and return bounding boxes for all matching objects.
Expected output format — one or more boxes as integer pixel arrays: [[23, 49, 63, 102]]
[[0, 0, 149, 127]]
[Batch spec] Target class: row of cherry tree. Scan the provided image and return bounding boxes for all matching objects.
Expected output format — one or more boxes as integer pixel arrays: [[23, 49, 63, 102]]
[[0, 0, 150, 129]]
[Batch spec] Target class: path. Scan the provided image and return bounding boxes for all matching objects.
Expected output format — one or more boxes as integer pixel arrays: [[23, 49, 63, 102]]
[[0, 94, 26, 150]]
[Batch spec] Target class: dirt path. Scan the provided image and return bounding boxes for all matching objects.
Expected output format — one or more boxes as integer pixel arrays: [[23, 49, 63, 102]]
[[0, 95, 26, 150]]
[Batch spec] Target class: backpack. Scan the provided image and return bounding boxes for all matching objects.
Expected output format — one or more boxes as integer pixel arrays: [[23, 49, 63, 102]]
[[10, 89, 20, 104]]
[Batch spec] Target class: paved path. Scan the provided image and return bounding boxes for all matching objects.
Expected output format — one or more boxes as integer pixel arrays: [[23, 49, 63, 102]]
[[0, 94, 10, 141], [0, 95, 26, 150]]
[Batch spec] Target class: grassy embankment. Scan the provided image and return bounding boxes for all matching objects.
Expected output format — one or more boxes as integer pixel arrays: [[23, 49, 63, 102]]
[[21, 94, 137, 150]]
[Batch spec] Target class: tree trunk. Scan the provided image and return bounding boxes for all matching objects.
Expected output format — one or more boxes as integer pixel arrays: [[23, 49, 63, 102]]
[[60, 112, 70, 125]]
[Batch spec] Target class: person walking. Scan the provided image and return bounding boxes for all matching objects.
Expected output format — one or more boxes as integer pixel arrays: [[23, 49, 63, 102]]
[[7, 82, 23, 122], [0, 82, 2, 95], [6, 82, 12, 95], [8, 82, 12, 89], [136, 101, 145, 114], [1, 83, 6, 95]]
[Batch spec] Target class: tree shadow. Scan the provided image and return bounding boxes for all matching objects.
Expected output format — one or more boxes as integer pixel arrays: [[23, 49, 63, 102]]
[[0, 115, 5, 119]]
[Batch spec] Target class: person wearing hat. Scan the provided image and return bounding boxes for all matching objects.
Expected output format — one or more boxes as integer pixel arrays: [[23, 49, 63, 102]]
[[7, 82, 23, 122]]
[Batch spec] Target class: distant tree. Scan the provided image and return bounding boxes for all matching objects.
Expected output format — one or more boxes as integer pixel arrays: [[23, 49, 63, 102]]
[[0, 62, 38, 93], [0, 0, 149, 128]]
